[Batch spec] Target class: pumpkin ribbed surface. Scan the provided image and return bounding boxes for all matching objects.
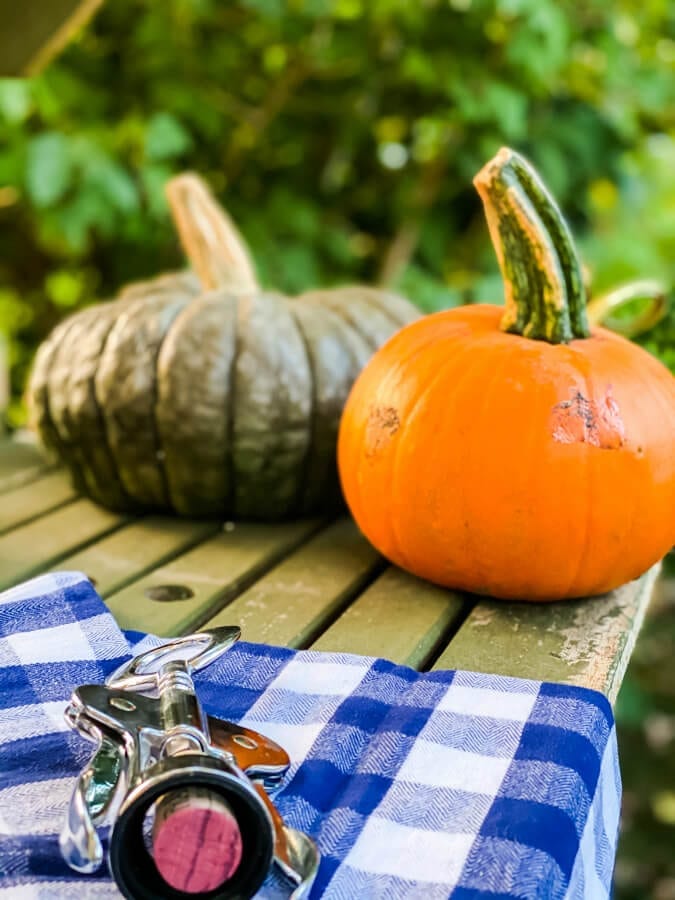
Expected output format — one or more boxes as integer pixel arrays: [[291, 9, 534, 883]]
[[28, 174, 419, 519], [339, 305, 675, 599], [338, 149, 675, 601]]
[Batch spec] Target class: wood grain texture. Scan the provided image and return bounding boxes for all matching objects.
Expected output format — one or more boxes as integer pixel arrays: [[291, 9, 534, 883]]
[[0, 437, 660, 704], [61, 517, 219, 597], [0, 470, 76, 534], [106, 520, 321, 635], [432, 565, 659, 703], [204, 518, 381, 648], [0, 498, 125, 590], [311, 566, 466, 669]]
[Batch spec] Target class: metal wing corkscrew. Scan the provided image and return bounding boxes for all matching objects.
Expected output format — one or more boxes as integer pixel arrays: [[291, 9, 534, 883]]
[[60, 626, 319, 899]]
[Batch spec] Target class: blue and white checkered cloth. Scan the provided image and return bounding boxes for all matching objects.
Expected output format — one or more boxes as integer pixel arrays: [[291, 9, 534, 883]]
[[0, 571, 621, 899]]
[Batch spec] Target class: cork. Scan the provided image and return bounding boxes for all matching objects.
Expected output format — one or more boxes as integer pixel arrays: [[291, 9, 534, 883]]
[[151, 786, 243, 893]]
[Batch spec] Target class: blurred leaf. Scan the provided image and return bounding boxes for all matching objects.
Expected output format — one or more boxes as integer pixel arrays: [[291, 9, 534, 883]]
[[1, 0, 674, 426], [263, 242, 320, 293], [26, 133, 72, 208], [84, 156, 139, 214], [240, 0, 284, 17], [45, 270, 87, 308], [145, 113, 193, 161], [140, 163, 174, 218], [0, 80, 32, 124], [485, 83, 529, 139], [0, 146, 27, 187], [53, 189, 117, 252], [0, 289, 34, 331], [397, 264, 463, 313]]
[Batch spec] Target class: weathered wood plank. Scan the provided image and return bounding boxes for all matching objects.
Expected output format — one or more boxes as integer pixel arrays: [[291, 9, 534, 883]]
[[311, 566, 466, 669], [0, 470, 76, 534], [0, 440, 51, 494], [0, 499, 125, 590], [60, 517, 220, 597], [205, 518, 382, 648], [107, 520, 322, 635], [0, 439, 661, 702], [432, 565, 660, 703]]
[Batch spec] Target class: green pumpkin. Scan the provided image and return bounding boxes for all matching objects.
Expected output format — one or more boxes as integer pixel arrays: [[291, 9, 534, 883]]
[[28, 173, 419, 519]]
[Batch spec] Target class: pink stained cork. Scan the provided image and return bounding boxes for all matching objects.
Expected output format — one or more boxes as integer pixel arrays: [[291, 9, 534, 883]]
[[151, 787, 243, 893]]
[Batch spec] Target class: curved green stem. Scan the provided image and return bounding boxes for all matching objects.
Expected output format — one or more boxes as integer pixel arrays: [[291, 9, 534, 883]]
[[587, 279, 669, 338], [474, 147, 590, 343]]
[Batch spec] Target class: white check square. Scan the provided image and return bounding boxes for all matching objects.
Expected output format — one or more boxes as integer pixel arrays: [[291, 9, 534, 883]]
[[397, 739, 512, 795], [7, 622, 95, 665], [237, 719, 323, 769], [0, 777, 75, 835], [438, 683, 537, 722], [267, 657, 369, 697], [0, 573, 77, 607], [0, 701, 68, 745], [346, 816, 475, 884]]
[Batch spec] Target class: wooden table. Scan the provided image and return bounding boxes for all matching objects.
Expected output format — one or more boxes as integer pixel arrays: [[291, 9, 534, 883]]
[[0, 436, 659, 704]]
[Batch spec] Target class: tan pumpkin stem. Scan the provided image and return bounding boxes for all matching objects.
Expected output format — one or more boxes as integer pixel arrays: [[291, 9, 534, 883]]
[[165, 173, 259, 294], [474, 147, 590, 343]]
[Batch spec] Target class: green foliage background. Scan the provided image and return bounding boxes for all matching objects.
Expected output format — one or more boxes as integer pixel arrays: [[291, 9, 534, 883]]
[[0, 2, 674, 896], [1, 0, 674, 427]]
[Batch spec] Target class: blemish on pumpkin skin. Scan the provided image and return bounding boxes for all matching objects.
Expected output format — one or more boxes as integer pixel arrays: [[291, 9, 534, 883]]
[[365, 405, 400, 458], [551, 387, 625, 449]]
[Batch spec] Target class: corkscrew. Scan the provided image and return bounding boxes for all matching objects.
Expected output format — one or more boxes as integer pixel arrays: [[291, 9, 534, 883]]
[[60, 626, 319, 899]]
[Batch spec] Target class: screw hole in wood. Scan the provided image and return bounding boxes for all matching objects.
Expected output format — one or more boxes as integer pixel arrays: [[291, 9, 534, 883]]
[[144, 584, 195, 602]]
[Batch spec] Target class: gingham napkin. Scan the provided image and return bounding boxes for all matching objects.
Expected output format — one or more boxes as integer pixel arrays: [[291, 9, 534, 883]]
[[0, 572, 621, 899]]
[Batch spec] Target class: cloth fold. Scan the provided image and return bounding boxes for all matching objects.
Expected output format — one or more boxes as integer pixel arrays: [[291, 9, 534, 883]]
[[0, 572, 620, 899]]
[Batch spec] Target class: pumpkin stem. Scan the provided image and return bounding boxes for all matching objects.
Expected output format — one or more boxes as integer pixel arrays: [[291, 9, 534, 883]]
[[587, 279, 668, 339], [473, 147, 590, 343], [165, 173, 259, 294]]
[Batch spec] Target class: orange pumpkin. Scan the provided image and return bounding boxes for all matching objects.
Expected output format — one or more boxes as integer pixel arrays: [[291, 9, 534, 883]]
[[338, 147, 675, 601]]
